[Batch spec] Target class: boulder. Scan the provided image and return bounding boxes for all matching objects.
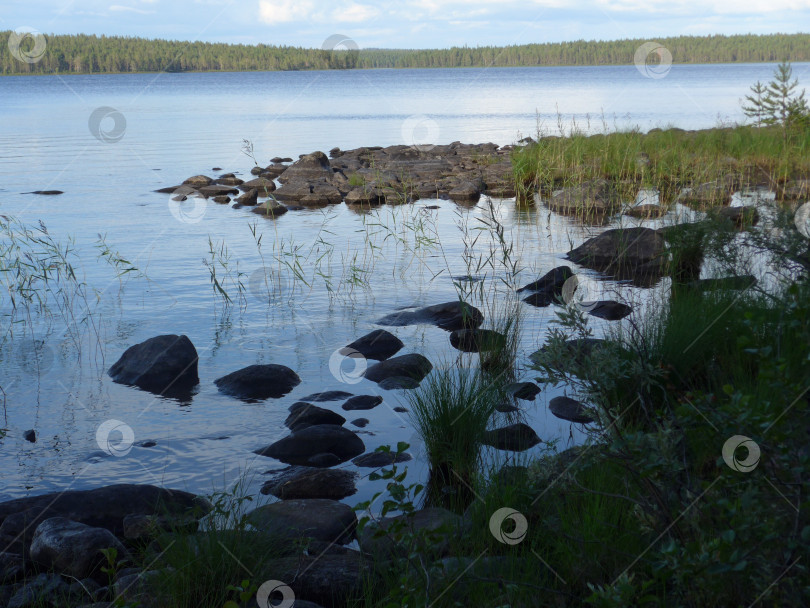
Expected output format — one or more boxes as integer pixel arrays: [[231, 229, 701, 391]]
[[7, 573, 69, 608], [344, 329, 404, 361], [567, 227, 667, 284], [107, 334, 199, 397], [277, 151, 336, 184], [341, 395, 383, 411], [260, 467, 358, 500], [717, 205, 759, 228], [376, 301, 483, 331], [517, 265, 573, 294], [285, 402, 346, 431], [505, 381, 541, 401], [299, 390, 354, 402], [212, 196, 230, 204], [547, 179, 620, 215], [549, 396, 595, 424], [482, 423, 541, 451], [448, 181, 481, 203], [247, 499, 356, 544], [254, 424, 365, 466], [239, 177, 276, 195], [30, 517, 128, 579], [351, 418, 369, 428], [678, 178, 736, 207], [586, 300, 632, 320], [0, 552, 26, 584], [250, 200, 288, 218], [182, 175, 213, 187], [274, 181, 343, 206], [196, 184, 239, 197], [214, 364, 301, 400], [234, 188, 258, 205], [364, 354, 433, 384], [214, 174, 244, 186], [625, 204, 666, 219], [449, 328, 506, 352], [344, 187, 385, 206], [0, 484, 206, 555], [378, 376, 421, 390]]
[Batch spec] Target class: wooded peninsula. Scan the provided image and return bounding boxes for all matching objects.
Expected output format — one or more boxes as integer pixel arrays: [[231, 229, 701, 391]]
[[2, 31, 809, 75]]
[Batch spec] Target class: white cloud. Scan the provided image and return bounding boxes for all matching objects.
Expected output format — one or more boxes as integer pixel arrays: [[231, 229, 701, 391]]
[[333, 2, 379, 23], [259, 0, 314, 24]]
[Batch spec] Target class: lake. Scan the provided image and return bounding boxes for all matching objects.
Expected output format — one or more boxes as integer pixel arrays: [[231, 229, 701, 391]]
[[0, 62, 792, 507]]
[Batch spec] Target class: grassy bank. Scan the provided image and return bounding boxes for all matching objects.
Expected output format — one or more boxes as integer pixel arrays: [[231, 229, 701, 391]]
[[512, 123, 810, 208]]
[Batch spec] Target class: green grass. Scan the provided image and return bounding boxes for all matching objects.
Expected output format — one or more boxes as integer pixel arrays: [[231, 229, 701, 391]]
[[513, 124, 810, 216]]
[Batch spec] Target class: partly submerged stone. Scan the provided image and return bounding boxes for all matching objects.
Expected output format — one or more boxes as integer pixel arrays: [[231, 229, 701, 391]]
[[108, 334, 199, 397]]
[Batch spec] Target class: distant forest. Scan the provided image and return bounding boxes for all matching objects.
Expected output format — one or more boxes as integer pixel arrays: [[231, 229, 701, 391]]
[[2, 31, 809, 75]]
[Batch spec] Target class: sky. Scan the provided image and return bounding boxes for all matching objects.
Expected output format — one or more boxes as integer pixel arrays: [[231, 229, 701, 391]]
[[1, 0, 809, 49]]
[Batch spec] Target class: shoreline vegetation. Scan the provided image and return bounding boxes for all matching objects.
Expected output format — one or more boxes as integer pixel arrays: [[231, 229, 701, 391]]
[[1, 31, 809, 75]]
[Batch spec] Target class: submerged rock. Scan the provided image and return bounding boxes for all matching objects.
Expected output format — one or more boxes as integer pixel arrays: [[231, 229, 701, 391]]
[[376, 301, 483, 331], [567, 227, 667, 284], [300, 390, 354, 402], [505, 382, 541, 401], [364, 354, 433, 384], [341, 395, 383, 411], [352, 451, 412, 468], [250, 200, 288, 218], [449, 328, 506, 352], [549, 396, 595, 424], [254, 424, 365, 466], [482, 423, 541, 451], [586, 300, 633, 320], [547, 179, 620, 215], [285, 402, 346, 431], [214, 364, 301, 400], [260, 467, 358, 500], [108, 334, 199, 397], [344, 329, 404, 361], [519, 266, 573, 307]]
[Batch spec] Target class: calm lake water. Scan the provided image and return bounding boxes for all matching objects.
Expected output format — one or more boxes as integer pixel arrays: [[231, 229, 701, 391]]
[[0, 63, 794, 507]]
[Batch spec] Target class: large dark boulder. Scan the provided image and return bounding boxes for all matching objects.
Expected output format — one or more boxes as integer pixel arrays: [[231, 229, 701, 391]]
[[517, 266, 573, 294], [254, 424, 365, 466], [0, 484, 207, 555], [277, 151, 335, 184], [482, 423, 541, 451], [214, 364, 300, 400], [250, 200, 289, 218], [376, 301, 483, 331], [449, 328, 506, 352], [586, 300, 633, 321], [344, 329, 404, 361], [247, 499, 357, 544], [262, 552, 365, 608], [567, 227, 667, 284], [364, 354, 433, 385], [285, 402, 346, 431], [108, 334, 199, 397], [30, 517, 129, 579], [260, 467, 358, 500], [341, 395, 383, 411], [549, 396, 595, 424]]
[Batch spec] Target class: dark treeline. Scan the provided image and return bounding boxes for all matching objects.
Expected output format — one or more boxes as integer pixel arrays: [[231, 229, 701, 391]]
[[2, 31, 810, 75]]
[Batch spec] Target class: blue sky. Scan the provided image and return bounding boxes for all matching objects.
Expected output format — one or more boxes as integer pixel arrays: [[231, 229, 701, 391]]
[[2, 0, 809, 48]]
